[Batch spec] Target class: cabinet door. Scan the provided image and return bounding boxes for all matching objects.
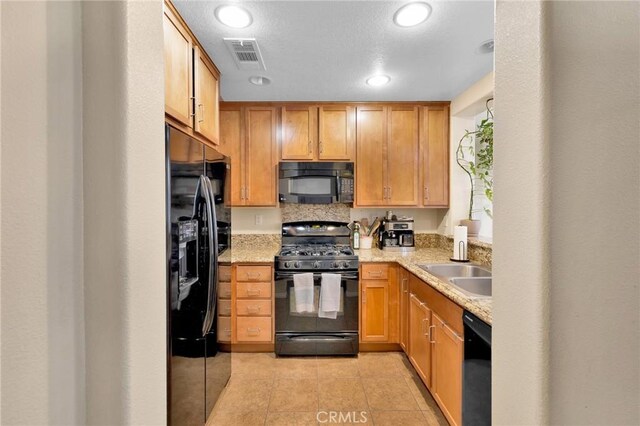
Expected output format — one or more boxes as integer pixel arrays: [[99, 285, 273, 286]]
[[432, 313, 463, 426], [318, 106, 355, 160], [163, 6, 193, 126], [408, 293, 432, 387], [281, 106, 316, 160], [356, 106, 387, 206], [399, 270, 410, 352], [360, 280, 389, 342], [220, 108, 244, 206], [245, 107, 277, 206], [193, 46, 220, 145], [387, 106, 419, 206], [421, 106, 450, 207]]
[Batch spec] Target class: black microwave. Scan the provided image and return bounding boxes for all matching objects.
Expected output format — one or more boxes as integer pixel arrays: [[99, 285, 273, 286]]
[[279, 162, 354, 204]]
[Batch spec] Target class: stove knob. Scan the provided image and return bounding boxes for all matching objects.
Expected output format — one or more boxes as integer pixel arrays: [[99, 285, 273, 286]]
[[313, 261, 321, 269], [294, 261, 301, 269], [343, 261, 350, 269], [331, 262, 338, 269], [284, 261, 291, 268]]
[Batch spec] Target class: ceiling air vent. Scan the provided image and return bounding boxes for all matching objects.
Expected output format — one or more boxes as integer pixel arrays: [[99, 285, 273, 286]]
[[223, 38, 266, 71]]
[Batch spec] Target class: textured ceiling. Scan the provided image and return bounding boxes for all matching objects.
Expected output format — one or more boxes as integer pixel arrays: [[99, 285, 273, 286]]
[[174, 0, 494, 101]]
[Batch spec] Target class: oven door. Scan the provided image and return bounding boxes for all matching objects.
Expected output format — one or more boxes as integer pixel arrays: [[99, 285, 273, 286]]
[[274, 271, 359, 355]]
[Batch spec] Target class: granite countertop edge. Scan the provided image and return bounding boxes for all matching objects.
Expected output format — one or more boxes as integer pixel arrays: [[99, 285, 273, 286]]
[[219, 246, 492, 325]]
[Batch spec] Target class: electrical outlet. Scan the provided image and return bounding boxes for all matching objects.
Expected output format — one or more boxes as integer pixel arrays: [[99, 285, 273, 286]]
[[255, 214, 263, 225]]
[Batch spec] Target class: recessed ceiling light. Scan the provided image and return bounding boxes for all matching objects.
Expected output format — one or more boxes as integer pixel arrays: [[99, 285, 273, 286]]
[[249, 76, 271, 86], [366, 75, 391, 87], [393, 2, 432, 27], [215, 5, 252, 29]]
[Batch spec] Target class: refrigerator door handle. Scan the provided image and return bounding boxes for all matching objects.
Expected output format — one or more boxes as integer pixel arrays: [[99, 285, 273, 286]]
[[203, 176, 218, 336], [195, 175, 217, 337]]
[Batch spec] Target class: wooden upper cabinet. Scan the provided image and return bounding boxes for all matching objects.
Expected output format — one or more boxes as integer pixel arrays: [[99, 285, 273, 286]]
[[318, 106, 355, 160], [360, 280, 389, 342], [356, 106, 387, 206], [387, 106, 420, 206], [421, 106, 450, 207], [281, 106, 316, 160], [432, 312, 463, 426], [163, 5, 192, 126], [244, 107, 278, 206], [193, 46, 220, 145], [219, 108, 243, 205]]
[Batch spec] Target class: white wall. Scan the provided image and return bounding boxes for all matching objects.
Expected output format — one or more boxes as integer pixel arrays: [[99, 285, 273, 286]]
[[82, 1, 166, 424], [1, 2, 85, 424], [446, 72, 494, 238], [494, 1, 640, 424]]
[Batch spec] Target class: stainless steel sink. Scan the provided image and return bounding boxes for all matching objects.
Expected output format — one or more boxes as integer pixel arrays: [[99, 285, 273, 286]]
[[419, 264, 491, 278], [418, 263, 492, 298], [449, 277, 492, 297]]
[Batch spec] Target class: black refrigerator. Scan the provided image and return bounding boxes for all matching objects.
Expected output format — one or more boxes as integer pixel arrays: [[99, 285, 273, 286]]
[[166, 125, 231, 425]]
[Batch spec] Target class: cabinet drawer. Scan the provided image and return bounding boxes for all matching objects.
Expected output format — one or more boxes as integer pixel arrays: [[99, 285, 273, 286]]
[[236, 265, 272, 282], [236, 282, 272, 299], [217, 316, 232, 343], [218, 281, 231, 299], [219, 265, 232, 282], [236, 317, 272, 342], [236, 300, 272, 316], [362, 264, 389, 280], [218, 299, 232, 317]]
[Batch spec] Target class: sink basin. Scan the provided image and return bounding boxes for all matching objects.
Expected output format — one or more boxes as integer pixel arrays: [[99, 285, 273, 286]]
[[449, 277, 492, 297], [419, 264, 491, 278]]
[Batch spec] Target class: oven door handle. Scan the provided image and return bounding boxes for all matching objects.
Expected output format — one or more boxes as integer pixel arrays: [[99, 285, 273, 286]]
[[275, 272, 359, 281], [287, 335, 355, 341]]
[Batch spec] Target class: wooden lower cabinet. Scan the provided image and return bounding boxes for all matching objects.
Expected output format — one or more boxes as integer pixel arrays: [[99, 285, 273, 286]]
[[216, 265, 232, 343], [359, 263, 399, 344], [399, 269, 410, 352], [360, 280, 389, 342], [404, 268, 464, 426], [233, 264, 274, 345], [408, 292, 432, 386], [432, 312, 464, 426]]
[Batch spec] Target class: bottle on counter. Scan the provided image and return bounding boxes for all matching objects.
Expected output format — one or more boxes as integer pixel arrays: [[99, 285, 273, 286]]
[[352, 223, 361, 250]]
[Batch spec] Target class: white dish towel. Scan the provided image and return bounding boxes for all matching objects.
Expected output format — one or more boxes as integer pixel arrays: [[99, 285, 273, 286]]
[[319, 273, 341, 319], [293, 273, 314, 313]]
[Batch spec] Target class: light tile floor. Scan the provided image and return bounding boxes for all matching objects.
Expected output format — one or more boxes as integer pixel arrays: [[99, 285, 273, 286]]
[[207, 352, 449, 425]]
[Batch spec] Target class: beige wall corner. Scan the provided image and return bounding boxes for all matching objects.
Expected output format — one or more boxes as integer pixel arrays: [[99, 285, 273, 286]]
[[83, 1, 166, 424], [495, 0, 640, 424], [1, 1, 85, 424], [494, 1, 550, 424]]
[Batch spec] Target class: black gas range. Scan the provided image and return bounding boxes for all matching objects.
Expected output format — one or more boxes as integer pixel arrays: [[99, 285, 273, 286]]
[[275, 221, 359, 272], [274, 221, 359, 356]]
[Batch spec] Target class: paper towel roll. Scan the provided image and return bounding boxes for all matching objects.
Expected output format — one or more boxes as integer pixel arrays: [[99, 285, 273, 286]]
[[453, 226, 468, 260]]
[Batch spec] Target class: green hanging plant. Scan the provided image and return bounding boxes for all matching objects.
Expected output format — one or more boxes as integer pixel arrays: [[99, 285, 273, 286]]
[[456, 98, 493, 219]]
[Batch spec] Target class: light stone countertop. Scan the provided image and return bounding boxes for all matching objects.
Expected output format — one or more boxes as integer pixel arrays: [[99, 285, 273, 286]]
[[219, 241, 492, 325], [218, 245, 280, 264], [356, 248, 492, 325]]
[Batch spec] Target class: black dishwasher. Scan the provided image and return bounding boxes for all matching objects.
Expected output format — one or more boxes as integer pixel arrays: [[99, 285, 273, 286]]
[[462, 311, 491, 426]]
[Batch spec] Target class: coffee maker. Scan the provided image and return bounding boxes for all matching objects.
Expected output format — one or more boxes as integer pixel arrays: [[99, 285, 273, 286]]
[[380, 217, 415, 252]]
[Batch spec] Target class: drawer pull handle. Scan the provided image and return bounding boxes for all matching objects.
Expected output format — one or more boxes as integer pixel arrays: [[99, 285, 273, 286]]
[[429, 325, 436, 343], [246, 327, 261, 336], [246, 288, 261, 297], [246, 305, 261, 314], [246, 272, 262, 280], [368, 271, 383, 277]]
